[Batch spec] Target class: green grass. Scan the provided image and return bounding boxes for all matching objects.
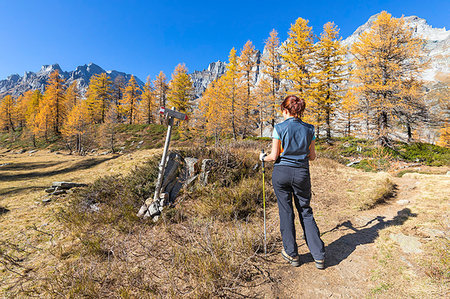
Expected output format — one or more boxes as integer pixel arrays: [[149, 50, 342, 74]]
[[316, 137, 450, 169]]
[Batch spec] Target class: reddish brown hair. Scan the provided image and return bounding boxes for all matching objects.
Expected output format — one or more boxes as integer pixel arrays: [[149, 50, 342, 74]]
[[280, 95, 306, 118]]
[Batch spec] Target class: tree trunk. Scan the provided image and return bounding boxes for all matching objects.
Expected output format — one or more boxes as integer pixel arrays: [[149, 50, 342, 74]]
[[326, 110, 331, 142]]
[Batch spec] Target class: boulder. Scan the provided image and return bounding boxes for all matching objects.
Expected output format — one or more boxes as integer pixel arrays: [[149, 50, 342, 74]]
[[200, 159, 213, 185], [389, 233, 423, 254], [52, 182, 87, 189]]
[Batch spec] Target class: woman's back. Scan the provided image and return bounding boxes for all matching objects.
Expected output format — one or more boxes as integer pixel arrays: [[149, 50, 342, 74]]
[[274, 117, 315, 167]]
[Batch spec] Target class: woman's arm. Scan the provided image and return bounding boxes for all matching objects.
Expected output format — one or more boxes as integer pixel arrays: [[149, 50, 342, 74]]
[[308, 140, 316, 161], [264, 138, 281, 162]]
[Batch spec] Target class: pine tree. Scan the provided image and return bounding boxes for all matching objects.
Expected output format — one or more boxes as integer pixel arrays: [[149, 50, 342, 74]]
[[62, 100, 90, 154], [238, 40, 258, 137], [340, 90, 361, 136], [112, 76, 126, 122], [222, 48, 245, 139], [312, 22, 347, 141], [16, 91, 34, 129], [167, 64, 193, 114], [199, 78, 228, 142], [26, 90, 43, 146], [140, 76, 155, 124], [153, 71, 168, 124], [121, 75, 141, 124], [65, 81, 81, 111], [0, 95, 16, 132], [254, 77, 273, 137], [37, 70, 67, 135], [261, 29, 283, 127], [86, 73, 113, 123], [351, 11, 426, 145], [281, 17, 314, 100]]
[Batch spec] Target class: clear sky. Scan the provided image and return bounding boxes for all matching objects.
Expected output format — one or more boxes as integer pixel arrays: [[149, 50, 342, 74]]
[[0, 0, 448, 81]]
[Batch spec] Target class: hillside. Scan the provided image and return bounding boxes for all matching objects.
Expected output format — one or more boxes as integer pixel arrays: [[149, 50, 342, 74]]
[[0, 142, 449, 298]]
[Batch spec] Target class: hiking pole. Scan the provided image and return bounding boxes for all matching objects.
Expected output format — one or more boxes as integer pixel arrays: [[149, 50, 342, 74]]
[[261, 149, 267, 256]]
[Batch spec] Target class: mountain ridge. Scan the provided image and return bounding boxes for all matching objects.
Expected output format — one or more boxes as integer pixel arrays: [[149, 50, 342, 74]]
[[0, 13, 448, 99]]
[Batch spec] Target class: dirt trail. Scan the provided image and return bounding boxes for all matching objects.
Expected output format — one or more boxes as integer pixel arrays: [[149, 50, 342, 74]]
[[0, 150, 448, 298], [260, 173, 449, 298]]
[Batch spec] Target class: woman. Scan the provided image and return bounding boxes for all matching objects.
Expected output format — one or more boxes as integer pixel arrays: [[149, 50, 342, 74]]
[[260, 95, 325, 269]]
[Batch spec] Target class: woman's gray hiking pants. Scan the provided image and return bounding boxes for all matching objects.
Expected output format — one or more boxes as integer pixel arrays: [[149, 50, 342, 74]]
[[272, 165, 325, 260]]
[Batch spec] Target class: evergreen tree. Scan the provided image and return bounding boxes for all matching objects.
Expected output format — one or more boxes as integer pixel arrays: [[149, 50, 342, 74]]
[[254, 77, 273, 137], [312, 22, 347, 141], [121, 75, 141, 124], [351, 11, 426, 145], [140, 76, 155, 124], [222, 48, 245, 139], [86, 73, 113, 123], [15, 91, 34, 129], [0, 95, 16, 132], [340, 90, 361, 136], [112, 76, 126, 122], [238, 40, 258, 137], [153, 71, 168, 124], [261, 29, 283, 127], [281, 17, 314, 100], [37, 70, 67, 135], [167, 64, 193, 114], [65, 81, 81, 110], [26, 90, 43, 146], [199, 79, 228, 142], [62, 100, 90, 154]]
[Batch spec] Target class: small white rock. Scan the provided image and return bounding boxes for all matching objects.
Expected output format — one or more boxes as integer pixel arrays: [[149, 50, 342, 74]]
[[396, 199, 410, 205]]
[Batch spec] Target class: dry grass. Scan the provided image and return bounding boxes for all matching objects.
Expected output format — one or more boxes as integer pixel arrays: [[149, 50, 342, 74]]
[[1, 145, 448, 298], [369, 172, 450, 298]]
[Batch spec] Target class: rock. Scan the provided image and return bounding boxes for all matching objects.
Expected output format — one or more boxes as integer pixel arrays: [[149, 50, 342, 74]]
[[17, 149, 26, 154], [89, 203, 100, 212], [138, 140, 144, 145], [185, 174, 198, 187], [45, 188, 56, 193], [0, 163, 10, 168], [42, 197, 52, 203], [52, 190, 66, 195], [190, 61, 227, 98], [147, 202, 160, 217], [161, 153, 182, 191], [52, 182, 87, 189], [396, 199, 410, 205], [184, 157, 199, 178], [200, 159, 213, 185], [389, 233, 423, 253], [346, 161, 360, 167], [28, 150, 37, 154], [0, 63, 144, 98], [100, 151, 110, 155]]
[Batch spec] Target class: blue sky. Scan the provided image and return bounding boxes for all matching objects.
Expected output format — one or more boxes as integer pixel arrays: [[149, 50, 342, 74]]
[[0, 0, 448, 81]]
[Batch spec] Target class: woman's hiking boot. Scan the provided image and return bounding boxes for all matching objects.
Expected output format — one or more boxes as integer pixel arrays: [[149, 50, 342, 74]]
[[315, 259, 325, 270], [281, 249, 300, 267]]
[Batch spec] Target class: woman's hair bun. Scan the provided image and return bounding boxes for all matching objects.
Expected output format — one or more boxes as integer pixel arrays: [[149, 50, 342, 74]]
[[280, 95, 306, 118]]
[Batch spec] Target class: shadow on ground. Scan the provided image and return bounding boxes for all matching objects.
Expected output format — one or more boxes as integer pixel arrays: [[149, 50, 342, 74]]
[[0, 186, 48, 197], [0, 206, 10, 215], [299, 208, 417, 267], [0, 161, 64, 172], [0, 156, 119, 182]]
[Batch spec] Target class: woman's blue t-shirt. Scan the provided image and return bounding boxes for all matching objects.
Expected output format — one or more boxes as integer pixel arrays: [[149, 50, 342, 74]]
[[272, 117, 315, 167]]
